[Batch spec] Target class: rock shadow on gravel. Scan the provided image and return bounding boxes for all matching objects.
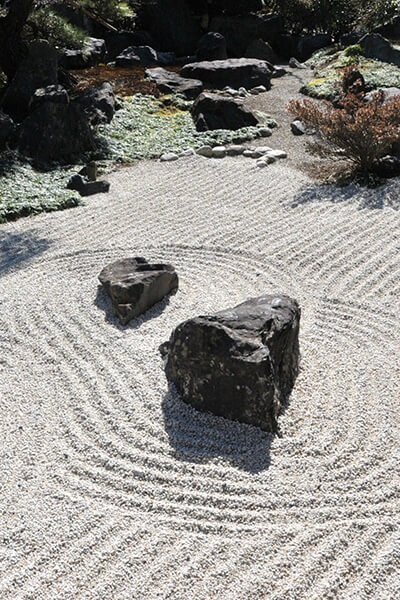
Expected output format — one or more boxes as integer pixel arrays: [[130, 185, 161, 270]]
[[162, 385, 274, 474], [94, 284, 177, 330]]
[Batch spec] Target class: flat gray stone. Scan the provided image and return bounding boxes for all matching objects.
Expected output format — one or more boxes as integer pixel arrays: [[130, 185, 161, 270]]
[[99, 257, 179, 325]]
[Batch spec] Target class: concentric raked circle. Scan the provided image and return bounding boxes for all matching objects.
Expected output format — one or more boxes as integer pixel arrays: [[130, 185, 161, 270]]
[[1, 245, 399, 540]]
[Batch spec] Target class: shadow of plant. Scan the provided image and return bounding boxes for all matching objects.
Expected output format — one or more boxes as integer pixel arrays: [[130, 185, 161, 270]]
[[0, 229, 51, 276], [291, 180, 400, 210]]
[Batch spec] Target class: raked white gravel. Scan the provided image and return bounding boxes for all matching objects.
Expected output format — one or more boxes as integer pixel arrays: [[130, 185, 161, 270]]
[[0, 155, 400, 599]]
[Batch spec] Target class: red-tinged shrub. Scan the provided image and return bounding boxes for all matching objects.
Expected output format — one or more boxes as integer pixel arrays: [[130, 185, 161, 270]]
[[288, 72, 400, 174]]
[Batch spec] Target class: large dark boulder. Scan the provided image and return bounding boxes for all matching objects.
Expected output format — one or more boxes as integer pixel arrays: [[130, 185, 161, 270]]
[[374, 15, 400, 39], [160, 294, 301, 432], [359, 33, 400, 66], [209, 13, 284, 57], [139, 0, 202, 56], [296, 34, 332, 62], [245, 39, 277, 63], [29, 85, 69, 112], [146, 68, 203, 99], [196, 32, 227, 61], [181, 58, 272, 90], [59, 37, 107, 70], [115, 46, 175, 67], [99, 257, 179, 325], [0, 111, 15, 150], [191, 92, 260, 131], [74, 82, 115, 125], [105, 30, 155, 61], [1, 40, 58, 122], [13, 103, 96, 165]]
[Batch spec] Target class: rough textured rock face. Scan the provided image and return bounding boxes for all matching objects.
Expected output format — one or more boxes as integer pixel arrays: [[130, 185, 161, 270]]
[[140, 0, 202, 55], [191, 92, 260, 131], [181, 58, 272, 90], [161, 294, 301, 432], [59, 37, 107, 70], [116, 46, 175, 67], [245, 39, 277, 63], [146, 67, 203, 99], [209, 14, 283, 57], [99, 257, 179, 325], [360, 33, 400, 66], [1, 40, 58, 122], [13, 103, 96, 165], [0, 111, 15, 150], [196, 32, 227, 61], [105, 30, 155, 60], [74, 82, 116, 125], [29, 85, 69, 112]]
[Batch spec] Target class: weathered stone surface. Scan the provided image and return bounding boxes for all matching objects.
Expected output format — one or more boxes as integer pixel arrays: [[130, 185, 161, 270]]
[[245, 39, 277, 63], [296, 34, 332, 61], [146, 67, 203, 99], [1, 40, 58, 121], [104, 30, 155, 60], [116, 46, 175, 67], [14, 103, 96, 165], [29, 85, 69, 112], [160, 294, 301, 431], [99, 257, 179, 325], [181, 58, 272, 91], [0, 111, 15, 150], [139, 0, 202, 56], [67, 174, 110, 196], [209, 13, 283, 57], [364, 87, 400, 103], [191, 92, 260, 131], [59, 37, 107, 70], [373, 155, 400, 178], [74, 82, 115, 125], [196, 32, 227, 61], [360, 33, 400, 66]]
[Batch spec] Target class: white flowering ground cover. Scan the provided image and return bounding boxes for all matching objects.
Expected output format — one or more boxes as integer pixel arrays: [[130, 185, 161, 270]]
[[0, 94, 275, 223]]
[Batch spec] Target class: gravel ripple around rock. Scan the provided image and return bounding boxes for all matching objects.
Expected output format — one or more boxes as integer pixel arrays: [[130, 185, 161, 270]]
[[1, 98, 400, 598]]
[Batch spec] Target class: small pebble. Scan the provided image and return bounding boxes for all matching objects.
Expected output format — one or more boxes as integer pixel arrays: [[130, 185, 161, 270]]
[[250, 85, 267, 94], [267, 149, 287, 159], [180, 148, 195, 156], [226, 145, 245, 156], [212, 146, 227, 159], [258, 127, 272, 137], [256, 158, 269, 168], [196, 145, 213, 158], [160, 153, 179, 162]]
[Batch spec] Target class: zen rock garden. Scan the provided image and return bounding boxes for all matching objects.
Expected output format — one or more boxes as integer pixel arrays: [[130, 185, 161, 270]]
[[100, 256, 301, 432]]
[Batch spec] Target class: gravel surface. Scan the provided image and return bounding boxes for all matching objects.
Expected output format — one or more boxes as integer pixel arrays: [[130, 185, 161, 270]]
[[1, 72, 400, 599]]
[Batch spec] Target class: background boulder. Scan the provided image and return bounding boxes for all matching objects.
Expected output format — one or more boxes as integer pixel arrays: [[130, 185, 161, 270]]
[[182, 58, 272, 90]]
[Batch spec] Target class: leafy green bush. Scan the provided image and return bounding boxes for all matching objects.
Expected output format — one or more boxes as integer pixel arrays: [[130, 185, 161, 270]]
[[262, 0, 398, 38], [25, 8, 86, 50], [344, 44, 362, 57]]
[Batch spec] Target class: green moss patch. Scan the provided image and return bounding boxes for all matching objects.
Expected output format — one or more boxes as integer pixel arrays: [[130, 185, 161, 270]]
[[302, 49, 400, 99]]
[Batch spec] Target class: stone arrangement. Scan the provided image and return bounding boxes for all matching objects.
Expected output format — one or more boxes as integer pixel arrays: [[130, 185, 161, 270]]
[[160, 143, 287, 166], [99, 257, 179, 325], [160, 294, 301, 432]]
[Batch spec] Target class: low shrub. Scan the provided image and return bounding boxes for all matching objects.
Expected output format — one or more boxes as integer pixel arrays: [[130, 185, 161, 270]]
[[288, 68, 400, 174]]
